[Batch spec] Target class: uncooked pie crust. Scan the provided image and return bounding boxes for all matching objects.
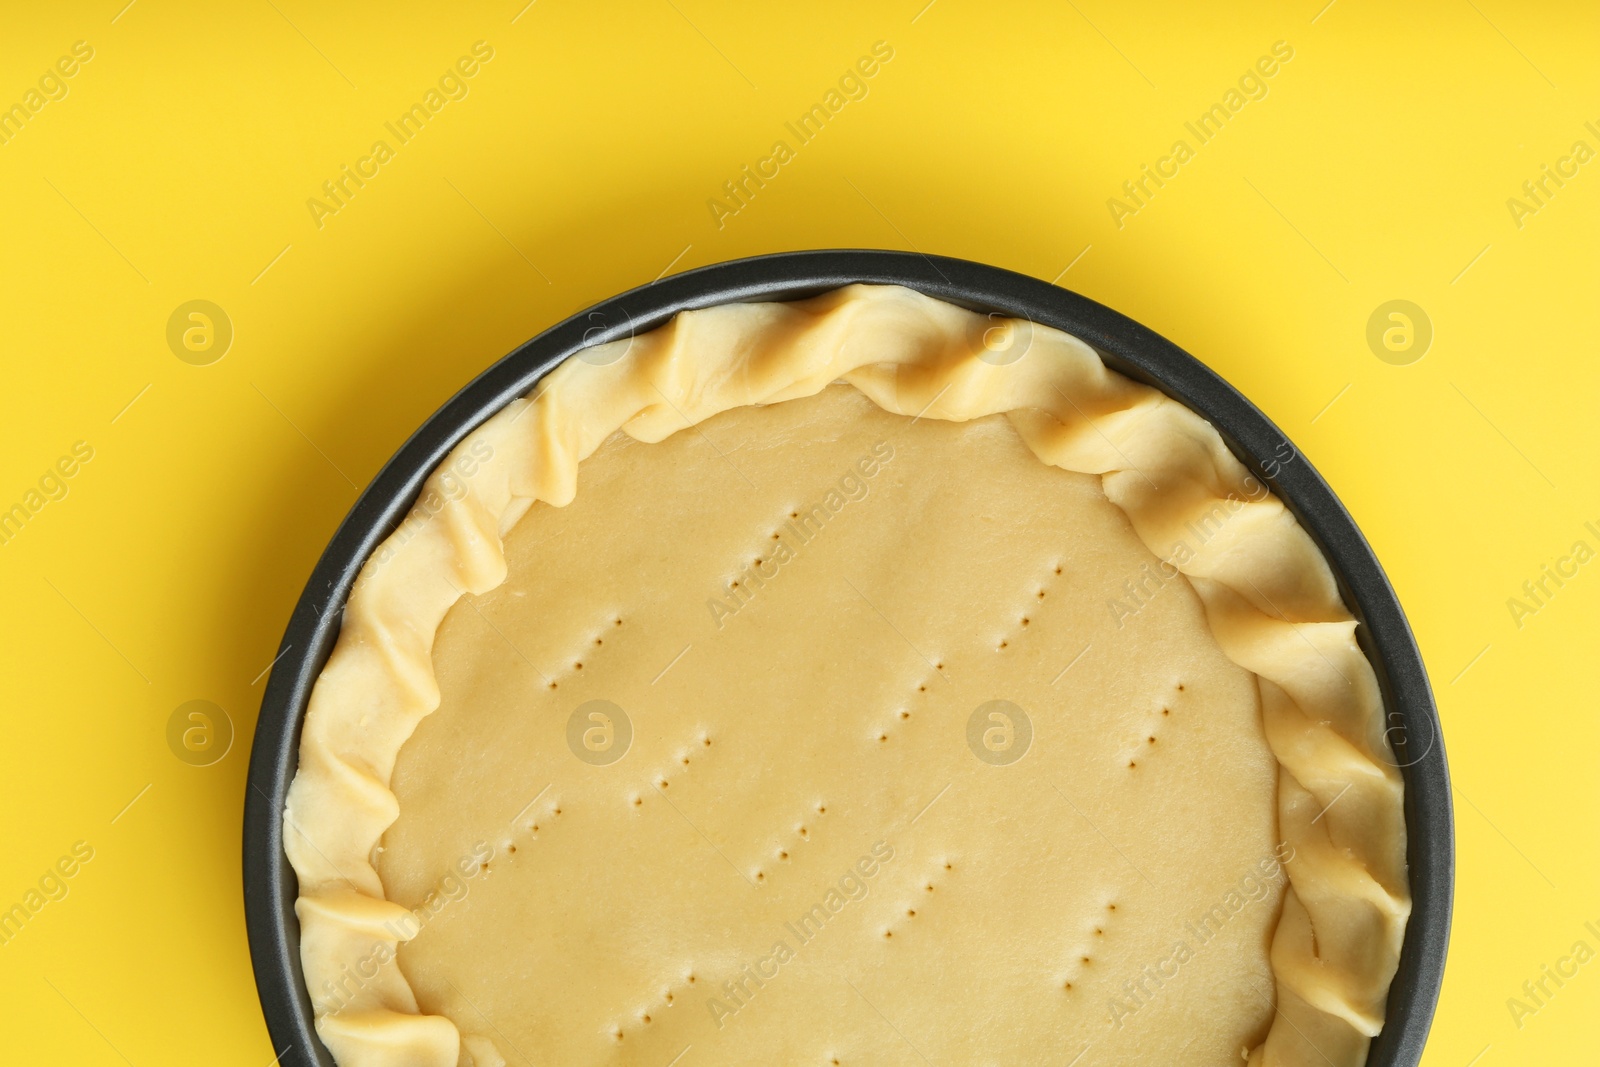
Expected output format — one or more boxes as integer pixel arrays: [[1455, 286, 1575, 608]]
[[283, 284, 1410, 1067]]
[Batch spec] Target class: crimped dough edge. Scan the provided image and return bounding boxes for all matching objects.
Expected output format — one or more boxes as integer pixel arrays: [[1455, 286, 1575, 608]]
[[282, 284, 1410, 1067]]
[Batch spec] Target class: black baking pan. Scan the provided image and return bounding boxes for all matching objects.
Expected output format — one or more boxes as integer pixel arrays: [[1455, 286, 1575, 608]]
[[244, 249, 1452, 1066]]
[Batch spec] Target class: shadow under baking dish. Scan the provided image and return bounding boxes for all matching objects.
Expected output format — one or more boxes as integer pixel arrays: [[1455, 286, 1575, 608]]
[[243, 250, 1452, 1067]]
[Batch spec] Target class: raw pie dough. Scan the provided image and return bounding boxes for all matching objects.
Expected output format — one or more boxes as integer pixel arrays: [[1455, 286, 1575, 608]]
[[283, 285, 1410, 1067]]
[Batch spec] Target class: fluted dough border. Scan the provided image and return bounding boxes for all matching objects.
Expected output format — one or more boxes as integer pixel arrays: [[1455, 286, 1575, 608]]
[[283, 284, 1410, 1067]]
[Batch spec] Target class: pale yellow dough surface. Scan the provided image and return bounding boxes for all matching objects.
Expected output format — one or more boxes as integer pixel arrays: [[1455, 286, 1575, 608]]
[[284, 285, 1409, 1067], [382, 386, 1279, 1065]]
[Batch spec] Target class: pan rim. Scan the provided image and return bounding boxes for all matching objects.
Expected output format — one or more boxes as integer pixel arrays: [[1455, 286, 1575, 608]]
[[243, 248, 1452, 1067]]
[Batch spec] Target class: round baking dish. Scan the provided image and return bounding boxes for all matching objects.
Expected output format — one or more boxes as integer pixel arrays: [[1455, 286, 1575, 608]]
[[243, 249, 1452, 1067]]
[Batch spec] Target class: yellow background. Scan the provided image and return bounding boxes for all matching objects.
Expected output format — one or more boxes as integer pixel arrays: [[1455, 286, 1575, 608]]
[[1, 0, 1595, 1063]]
